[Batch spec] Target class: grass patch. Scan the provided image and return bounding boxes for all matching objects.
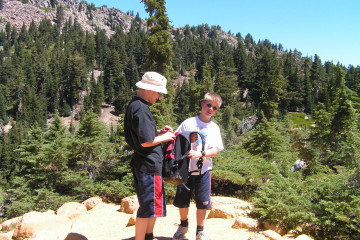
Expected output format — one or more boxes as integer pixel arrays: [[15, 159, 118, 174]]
[[289, 112, 314, 128]]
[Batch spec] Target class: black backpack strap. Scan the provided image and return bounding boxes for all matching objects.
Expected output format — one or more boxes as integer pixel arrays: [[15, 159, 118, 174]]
[[179, 131, 206, 174]]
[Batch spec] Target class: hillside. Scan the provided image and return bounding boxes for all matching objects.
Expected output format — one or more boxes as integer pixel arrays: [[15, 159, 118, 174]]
[[0, 0, 238, 43], [0, 0, 134, 37]]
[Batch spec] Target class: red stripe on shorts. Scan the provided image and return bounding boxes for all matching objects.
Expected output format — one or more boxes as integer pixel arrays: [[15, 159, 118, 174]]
[[154, 175, 163, 217], [209, 171, 212, 207]]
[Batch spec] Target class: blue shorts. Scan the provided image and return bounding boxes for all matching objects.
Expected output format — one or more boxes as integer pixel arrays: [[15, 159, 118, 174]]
[[173, 170, 212, 209], [132, 167, 166, 218]]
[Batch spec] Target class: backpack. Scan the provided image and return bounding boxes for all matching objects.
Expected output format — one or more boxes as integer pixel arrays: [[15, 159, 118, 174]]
[[162, 131, 206, 186]]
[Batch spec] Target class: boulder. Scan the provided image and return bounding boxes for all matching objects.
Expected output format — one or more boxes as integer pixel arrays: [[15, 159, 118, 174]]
[[57, 202, 87, 220], [295, 234, 314, 240], [70, 203, 129, 239], [12, 211, 71, 239], [232, 216, 258, 229], [261, 230, 283, 240], [1, 216, 21, 231], [248, 233, 271, 240], [127, 212, 136, 226], [120, 195, 139, 214], [0, 231, 13, 240], [82, 197, 102, 210], [208, 196, 252, 219], [208, 205, 237, 219], [262, 220, 287, 235]]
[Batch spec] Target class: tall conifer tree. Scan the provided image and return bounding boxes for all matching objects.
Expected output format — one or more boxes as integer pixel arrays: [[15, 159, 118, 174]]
[[142, 0, 175, 127]]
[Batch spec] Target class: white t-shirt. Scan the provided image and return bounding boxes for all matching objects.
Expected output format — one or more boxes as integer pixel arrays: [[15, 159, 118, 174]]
[[176, 116, 224, 175]]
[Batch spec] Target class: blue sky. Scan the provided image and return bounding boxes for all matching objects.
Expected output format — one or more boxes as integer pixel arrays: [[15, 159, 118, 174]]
[[90, 0, 360, 67]]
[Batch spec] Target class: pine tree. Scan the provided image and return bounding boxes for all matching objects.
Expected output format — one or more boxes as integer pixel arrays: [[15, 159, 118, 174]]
[[142, 0, 173, 73], [310, 65, 360, 169], [252, 49, 285, 120], [103, 49, 123, 103], [221, 105, 238, 146], [329, 65, 359, 167], [63, 53, 87, 107], [198, 62, 214, 95], [73, 111, 115, 180], [0, 85, 8, 124], [214, 67, 238, 106], [303, 57, 314, 114], [310, 54, 326, 105], [234, 40, 253, 100], [173, 80, 191, 123], [188, 69, 202, 116], [18, 23, 28, 45], [142, 0, 175, 127], [83, 31, 96, 68], [345, 65, 360, 95], [17, 85, 47, 128], [244, 112, 288, 160], [95, 29, 109, 68], [89, 71, 104, 115]]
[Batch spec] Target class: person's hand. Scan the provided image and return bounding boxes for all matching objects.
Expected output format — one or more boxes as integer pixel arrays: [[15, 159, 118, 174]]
[[161, 131, 176, 142], [158, 125, 173, 135], [187, 150, 202, 159]]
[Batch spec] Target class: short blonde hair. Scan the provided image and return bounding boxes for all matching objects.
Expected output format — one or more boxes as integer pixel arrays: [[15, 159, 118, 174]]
[[203, 92, 222, 107]]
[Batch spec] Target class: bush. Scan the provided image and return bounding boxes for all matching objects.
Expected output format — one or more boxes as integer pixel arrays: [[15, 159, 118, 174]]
[[252, 172, 315, 232], [305, 170, 360, 239]]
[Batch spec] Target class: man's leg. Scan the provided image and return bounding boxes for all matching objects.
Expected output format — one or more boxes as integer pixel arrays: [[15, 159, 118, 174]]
[[146, 217, 157, 233], [133, 168, 165, 240], [135, 217, 149, 240], [135, 217, 157, 240]]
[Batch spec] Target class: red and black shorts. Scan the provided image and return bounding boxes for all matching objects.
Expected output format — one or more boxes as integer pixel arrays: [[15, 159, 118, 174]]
[[132, 167, 166, 218]]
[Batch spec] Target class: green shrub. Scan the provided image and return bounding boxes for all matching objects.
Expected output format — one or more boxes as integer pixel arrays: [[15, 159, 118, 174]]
[[305, 170, 360, 239], [252, 173, 315, 232]]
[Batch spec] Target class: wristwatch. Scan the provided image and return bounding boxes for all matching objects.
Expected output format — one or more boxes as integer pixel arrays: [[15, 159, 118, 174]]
[[201, 150, 206, 157]]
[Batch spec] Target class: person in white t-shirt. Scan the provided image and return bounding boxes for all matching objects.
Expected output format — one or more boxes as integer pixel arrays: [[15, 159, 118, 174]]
[[172, 92, 224, 240]]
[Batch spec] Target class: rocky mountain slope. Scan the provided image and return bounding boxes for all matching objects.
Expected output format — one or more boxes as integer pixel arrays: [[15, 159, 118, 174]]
[[0, 0, 238, 44], [0, 0, 135, 37]]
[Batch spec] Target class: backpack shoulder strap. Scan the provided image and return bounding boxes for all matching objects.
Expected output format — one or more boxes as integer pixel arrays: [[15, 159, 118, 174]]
[[178, 131, 206, 174], [178, 131, 205, 151]]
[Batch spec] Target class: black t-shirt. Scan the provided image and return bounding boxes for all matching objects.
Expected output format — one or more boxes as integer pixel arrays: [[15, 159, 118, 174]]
[[124, 96, 163, 175]]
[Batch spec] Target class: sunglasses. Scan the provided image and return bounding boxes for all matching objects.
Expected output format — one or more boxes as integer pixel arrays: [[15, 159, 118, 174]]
[[206, 103, 218, 111]]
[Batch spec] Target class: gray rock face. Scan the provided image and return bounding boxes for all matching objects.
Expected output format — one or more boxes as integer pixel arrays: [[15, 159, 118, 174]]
[[0, 0, 137, 37]]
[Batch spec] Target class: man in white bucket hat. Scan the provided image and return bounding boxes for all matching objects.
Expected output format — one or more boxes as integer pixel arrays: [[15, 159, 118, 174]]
[[124, 72, 175, 240]]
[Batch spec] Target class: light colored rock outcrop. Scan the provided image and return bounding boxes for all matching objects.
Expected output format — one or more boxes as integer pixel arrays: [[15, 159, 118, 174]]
[[119, 195, 139, 214], [261, 229, 284, 240], [208, 196, 252, 219], [81, 196, 102, 210], [12, 210, 71, 239], [0, 216, 21, 232], [295, 234, 314, 240], [56, 202, 87, 220], [0, 196, 313, 240], [232, 216, 258, 229]]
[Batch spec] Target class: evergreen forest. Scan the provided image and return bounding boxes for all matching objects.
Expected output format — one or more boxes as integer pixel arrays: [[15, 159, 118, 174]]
[[0, 1, 359, 239]]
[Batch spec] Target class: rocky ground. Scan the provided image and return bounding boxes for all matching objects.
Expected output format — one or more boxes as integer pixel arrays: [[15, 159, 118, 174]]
[[0, 196, 313, 240]]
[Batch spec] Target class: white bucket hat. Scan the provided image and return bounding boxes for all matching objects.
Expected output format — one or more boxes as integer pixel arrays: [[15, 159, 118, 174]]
[[135, 72, 168, 94]]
